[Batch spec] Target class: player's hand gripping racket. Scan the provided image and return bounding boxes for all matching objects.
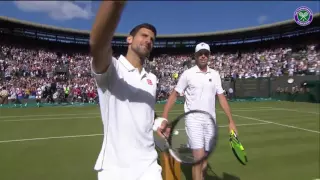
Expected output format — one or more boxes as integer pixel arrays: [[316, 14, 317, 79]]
[[229, 130, 248, 165], [157, 110, 218, 165]]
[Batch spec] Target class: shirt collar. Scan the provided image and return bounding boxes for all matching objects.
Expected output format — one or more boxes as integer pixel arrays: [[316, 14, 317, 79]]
[[119, 55, 148, 78], [119, 55, 135, 71], [194, 65, 211, 73]]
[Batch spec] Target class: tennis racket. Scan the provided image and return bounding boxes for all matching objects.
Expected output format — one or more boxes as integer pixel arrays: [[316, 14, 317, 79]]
[[229, 130, 248, 165], [157, 110, 218, 165]]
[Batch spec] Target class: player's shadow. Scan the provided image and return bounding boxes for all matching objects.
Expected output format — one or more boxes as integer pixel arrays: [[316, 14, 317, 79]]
[[181, 164, 240, 180]]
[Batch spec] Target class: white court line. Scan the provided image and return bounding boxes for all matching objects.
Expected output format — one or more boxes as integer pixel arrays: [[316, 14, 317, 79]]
[[268, 107, 319, 115], [231, 109, 275, 112], [0, 108, 275, 122], [176, 122, 271, 131], [0, 112, 99, 119], [218, 111, 320, 134], [1, 116, 101, 122], [210, 106, 274, 110], [0, 107, 274, 119], [0, 109, 279, 122], [0, 122, 270, 144], [219, 122, 271, 127], [0, 134, 103, 144], [0, 109, 183, 119], [2, 107, 318, 134], [0, 112, 184, 122]]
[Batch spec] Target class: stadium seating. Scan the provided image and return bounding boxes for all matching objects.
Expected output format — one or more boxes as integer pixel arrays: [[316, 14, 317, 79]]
[[0, 15, 319, 180], [1, 41, 319, 104]]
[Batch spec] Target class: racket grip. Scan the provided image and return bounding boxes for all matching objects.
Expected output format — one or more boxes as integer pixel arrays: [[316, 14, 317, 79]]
[[230, 130, 236, 136]]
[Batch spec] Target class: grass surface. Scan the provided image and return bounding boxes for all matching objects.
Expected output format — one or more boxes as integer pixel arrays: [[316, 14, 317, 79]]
[[0, 101, 319, 180]]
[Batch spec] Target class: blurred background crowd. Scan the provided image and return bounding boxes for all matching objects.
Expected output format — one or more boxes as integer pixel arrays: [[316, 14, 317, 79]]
[[0, 40, 319, 104]]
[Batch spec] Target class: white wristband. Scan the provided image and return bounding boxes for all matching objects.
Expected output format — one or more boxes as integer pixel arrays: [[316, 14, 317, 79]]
[[153, 117, 168, 131]]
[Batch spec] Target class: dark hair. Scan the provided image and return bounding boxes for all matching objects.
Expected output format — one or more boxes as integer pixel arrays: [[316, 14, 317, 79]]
[[129, 23, 157, 37]]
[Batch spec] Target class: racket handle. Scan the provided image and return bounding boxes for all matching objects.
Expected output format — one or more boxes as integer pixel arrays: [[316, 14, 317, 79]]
[[230, 130, 236, 136], [161, 132, 168, 139]]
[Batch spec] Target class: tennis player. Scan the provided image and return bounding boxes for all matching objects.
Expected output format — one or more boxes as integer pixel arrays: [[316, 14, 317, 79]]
[[90, 2, 167, 180], [162, 42, 238, 180]]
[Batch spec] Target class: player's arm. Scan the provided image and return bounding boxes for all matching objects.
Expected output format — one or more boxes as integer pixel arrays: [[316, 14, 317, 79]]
[[90, 1, 126, 74], [162, 90, 179, 120], [215, 74, 238, 133], [217, 94, 233, 122], [162, 72, 188, 119]]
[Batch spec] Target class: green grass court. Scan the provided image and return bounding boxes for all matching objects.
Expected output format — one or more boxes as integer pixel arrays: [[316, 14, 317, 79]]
[[0, 101, 319, 180]]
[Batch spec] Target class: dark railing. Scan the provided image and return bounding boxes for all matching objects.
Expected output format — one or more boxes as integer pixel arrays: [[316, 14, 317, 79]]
[[223, 75, 320, 103]]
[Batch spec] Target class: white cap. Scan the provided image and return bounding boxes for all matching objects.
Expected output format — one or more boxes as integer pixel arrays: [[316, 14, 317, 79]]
[[195, 42, 210, 53]]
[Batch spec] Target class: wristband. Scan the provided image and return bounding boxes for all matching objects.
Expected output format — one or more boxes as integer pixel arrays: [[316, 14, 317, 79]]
[[153, 117, 168, 131]]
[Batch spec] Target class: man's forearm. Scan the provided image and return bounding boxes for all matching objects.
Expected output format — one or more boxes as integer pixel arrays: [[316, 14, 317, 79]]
[[162, 91, 178, 119], [90, 1, 126, 73], [218, 95, 233, 122]]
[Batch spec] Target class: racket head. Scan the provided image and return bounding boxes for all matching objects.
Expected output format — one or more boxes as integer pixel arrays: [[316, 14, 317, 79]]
[[229, 130, 248, 165], [166, 110, 218, 165]]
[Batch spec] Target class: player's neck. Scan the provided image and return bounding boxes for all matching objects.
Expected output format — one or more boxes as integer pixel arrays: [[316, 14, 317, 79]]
[[125, 51, 143, 73], [197, 65, 208, 72]]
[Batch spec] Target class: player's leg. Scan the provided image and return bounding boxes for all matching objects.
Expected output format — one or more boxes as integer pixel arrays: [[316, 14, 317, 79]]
[[202, 152, 208, 180], [192, 148, 205, 180], [185, 122, 205, 180], [203, 122, 216, 179]]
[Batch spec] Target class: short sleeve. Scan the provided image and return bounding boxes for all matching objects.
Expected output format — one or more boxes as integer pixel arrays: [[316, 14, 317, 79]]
[[91, 56, 118, 89], [175, 71, 188, 94], [214, 72, 224, 95], [148, 72, 158, 96]]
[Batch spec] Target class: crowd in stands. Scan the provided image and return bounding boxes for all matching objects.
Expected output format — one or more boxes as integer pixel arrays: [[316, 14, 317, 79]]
[[0, 39, 319, 104]]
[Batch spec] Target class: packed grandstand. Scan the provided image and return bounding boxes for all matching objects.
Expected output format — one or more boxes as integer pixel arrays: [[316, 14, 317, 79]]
[[0, 14, 319, 105]]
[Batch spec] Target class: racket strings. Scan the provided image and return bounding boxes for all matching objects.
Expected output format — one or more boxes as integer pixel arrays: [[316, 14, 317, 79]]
[[168, 110, 218, 164], [229, 133, 248, 165]]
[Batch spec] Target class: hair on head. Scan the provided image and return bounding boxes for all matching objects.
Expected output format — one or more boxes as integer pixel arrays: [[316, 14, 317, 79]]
[[129, 23, 157, 37]]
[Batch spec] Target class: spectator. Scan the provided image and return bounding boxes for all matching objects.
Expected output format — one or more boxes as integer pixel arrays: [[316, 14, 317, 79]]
[[0, 39, 319, 103], [0, 86, 9, 104]]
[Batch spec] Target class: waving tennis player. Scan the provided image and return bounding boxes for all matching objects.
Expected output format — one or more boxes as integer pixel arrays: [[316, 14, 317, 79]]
[[162, 42, 238, 180], [90, 1, 166, 180]]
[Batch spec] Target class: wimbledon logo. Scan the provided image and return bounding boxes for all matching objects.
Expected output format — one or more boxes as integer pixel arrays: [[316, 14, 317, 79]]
[[294, 6, 313, 26]]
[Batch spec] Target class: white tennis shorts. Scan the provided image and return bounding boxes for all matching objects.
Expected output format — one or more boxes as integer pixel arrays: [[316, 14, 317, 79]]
[[97, 162, 162, 180], [185, 115, 215, 152]]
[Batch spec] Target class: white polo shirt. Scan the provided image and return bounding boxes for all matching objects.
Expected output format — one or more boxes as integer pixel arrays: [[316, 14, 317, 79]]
[[91, 55, 159, 179], [175, 65, 224, 119]]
